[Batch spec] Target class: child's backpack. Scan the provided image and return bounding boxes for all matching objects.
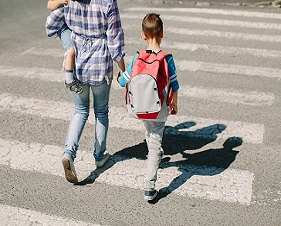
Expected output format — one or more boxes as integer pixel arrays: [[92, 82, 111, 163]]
[[125, 50, 173, 120]]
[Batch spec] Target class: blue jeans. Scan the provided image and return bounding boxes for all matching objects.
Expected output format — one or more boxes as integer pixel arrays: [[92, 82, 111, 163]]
[[57, 25, 73, 51], [64, 81, 111, 162]]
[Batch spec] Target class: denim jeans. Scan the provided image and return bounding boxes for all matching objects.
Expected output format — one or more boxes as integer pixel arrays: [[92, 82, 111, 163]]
[[142, 120, 165, 190], [57, 25, 73, 52], [64, 81, 111, 162]]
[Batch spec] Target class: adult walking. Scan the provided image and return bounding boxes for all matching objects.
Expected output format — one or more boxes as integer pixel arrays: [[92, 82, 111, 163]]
[[61, 0, 125, 183]]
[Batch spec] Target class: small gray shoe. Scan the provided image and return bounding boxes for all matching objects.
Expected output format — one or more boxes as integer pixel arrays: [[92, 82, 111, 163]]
[[144, 189, 158, 201], [95, 153, 109, 168], [62, 154, 78, 183], [65, 81, 83, 94]]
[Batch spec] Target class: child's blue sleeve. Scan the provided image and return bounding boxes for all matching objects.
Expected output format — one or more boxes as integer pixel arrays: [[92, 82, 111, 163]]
[[119, 53, 139, 87], [166, 55, 179, 92]]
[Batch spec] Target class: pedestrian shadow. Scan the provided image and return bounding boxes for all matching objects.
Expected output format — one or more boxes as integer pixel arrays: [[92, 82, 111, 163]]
[[150, 136, 243, 204], [75, 121, 242, 203], [75, 122, 227, 186]]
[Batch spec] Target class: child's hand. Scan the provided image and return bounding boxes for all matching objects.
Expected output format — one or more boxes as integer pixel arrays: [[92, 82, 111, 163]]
[[170, 91, 178, 115], [170, 103, 178, 115], [117, 72, 121, 84]]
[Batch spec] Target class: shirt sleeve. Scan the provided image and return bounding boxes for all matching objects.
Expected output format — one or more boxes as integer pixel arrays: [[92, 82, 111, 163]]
[[119, 53, 139, 87], [106, 0, 125, 62], [166, 55, 179, 93], [45, 6, 65, 38]]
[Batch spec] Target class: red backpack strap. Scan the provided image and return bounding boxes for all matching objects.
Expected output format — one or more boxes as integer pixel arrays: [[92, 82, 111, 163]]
[[156, 51, 174, 106], [156, 50, 169, 58], [137, 50, 170, 58]]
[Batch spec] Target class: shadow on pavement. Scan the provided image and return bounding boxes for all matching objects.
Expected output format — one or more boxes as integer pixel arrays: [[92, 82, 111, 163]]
[[75, 121, 242, 205], [149, 136, 242, 204]]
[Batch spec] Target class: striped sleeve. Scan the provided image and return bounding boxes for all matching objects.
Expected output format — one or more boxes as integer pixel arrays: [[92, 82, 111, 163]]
[[166, 55, 179, 92], [119, 53, 139, 87]]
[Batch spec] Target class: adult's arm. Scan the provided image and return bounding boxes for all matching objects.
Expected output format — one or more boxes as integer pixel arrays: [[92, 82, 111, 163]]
[[106, 0, 125, 62]]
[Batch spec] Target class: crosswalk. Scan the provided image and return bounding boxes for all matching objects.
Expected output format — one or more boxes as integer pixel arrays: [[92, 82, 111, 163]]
[[0, 204, 101, 226], [1, 5, 280, 225]]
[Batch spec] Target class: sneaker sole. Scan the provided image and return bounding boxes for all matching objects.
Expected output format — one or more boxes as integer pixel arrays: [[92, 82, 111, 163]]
[[144, 191, 158, 201], [95, 153, 109, 168], [62, 158, 78, 183], [76, 89, 83, 94]]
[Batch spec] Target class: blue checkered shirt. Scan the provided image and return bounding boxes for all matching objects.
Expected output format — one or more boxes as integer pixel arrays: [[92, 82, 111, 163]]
[[46, 0, 125, 85]]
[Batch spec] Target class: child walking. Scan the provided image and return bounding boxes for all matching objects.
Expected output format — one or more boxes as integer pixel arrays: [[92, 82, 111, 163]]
[[117, 13, 179, 201], [47, 0, 83, 94]]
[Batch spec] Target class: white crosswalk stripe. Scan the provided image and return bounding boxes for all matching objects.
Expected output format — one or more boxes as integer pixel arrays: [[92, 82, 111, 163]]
[[122, 14, 281, 30], [122, 54, 281, 78], [165, 27, 281, 43], [0, 138, 254, 205], [125, 23, 281, 43], [0, 65, 275, 107], [21, 41, 281, 59], [0, 93, 264, 144], [1, 5, 280, 223], [0, 204, 102, 226], [180, 85, 274, 106], [125, 38, 281, 59], [125, 7, 281, 20], [177, 60, 281, 79], [0, 65, 64, 82]]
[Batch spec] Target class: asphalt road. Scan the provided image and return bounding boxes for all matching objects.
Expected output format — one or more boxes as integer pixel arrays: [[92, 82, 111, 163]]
[[0, 0, 280, 225]]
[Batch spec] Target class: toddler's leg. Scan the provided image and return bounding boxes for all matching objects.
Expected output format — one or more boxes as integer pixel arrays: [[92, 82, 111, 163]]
[[64, 47, 75, 71], [64, 47, 83, 94], [64, 47, 75, 84]]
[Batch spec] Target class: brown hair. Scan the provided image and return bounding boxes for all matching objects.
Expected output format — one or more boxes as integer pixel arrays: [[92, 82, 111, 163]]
[[142, 13, 163, 39]]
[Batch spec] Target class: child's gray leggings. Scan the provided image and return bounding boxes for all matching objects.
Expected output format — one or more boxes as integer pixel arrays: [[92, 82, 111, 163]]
[[142, 120, 165, 191]]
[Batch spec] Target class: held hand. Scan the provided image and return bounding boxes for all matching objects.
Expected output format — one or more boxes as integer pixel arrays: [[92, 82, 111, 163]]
[[170, 91, 178, 115], [170, 104, 178, 115], [117, 72, 121, 84]]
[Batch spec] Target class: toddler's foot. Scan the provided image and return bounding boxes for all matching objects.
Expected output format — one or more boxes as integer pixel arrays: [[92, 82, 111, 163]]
[[65, 80, 83, 94]]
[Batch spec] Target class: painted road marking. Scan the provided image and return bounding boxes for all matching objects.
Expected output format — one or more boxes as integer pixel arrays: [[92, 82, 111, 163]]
[[112, 81, 274, 107], [20, 40, 281, 58], [125, 7, 281, 20], [177, 60, 281, 79], [21, 41, 281, 59], [122, 56, 281, 79], [0, 204, 101, 226], [0, 65, 64, 82], [180, 85, 274, 106], [20, 47, 64, 58], [124, 38, 281, 59], [0, 138, 254, 205], [0, 65, 274, 107], [123, 24, 281, 43], [111, 79, 274, 106], [0, 93, 264, 144], [122, 14, 281, 30], [3, 58, 281, 82], [166, 27, 281, 43]]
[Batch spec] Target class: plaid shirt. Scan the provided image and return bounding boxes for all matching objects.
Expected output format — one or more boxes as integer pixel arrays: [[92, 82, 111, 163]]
[[45, 6, 65, 38], [46, 0, 125, 85]]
